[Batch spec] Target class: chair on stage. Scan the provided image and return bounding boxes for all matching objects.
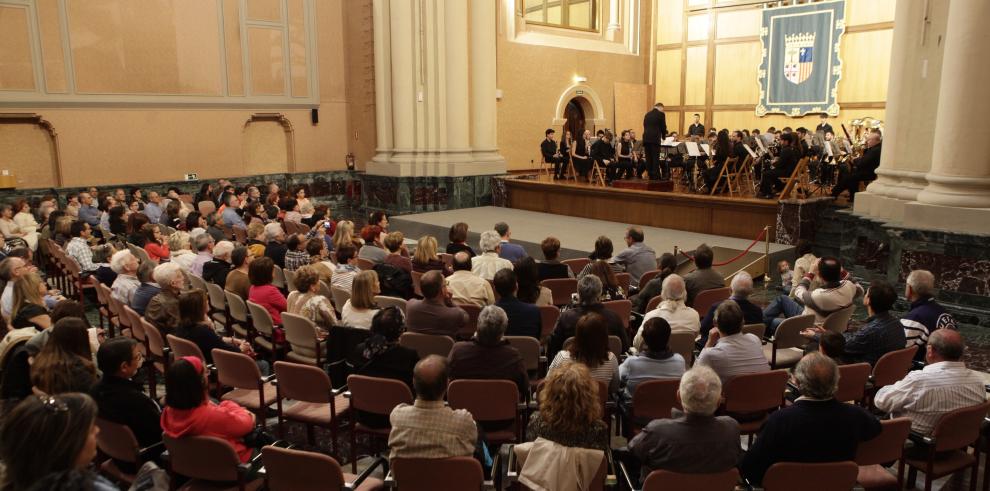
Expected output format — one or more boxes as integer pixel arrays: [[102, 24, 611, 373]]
[[777, 157, 809, 200], [735, 155, 758, 196], [591, 161, 607, 187], [709, 157, 739, 196], [538, 156, 553, 180]]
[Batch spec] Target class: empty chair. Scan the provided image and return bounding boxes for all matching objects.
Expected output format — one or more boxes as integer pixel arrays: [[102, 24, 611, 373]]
[[330, 286, 351, 316], [225, 290, 252, 339], [667, 331, 696, 369], [904, 401, 990, 491], [642, 468, 739, 491], [166, 334, 206, 362], [762, 461, 859, 491], [261, 445, 384, 491], [835, 362, 872, 405], [764, 314, 814, 369], [390, 457, 483, 491], [541, 278, 578, 307], [602, 299, 632, 330], [822, 305, 855, 334], [94, 418, 154, 486], [722, 369, 789, 444], [692, 287, 731, 317], [398, 332, 455, 359], [537, 305, 560, 341], [163, 434, 261, 490], [273, 361, 349, 456], [870, 346, 916, 391], [346, 375, 414, 472], [561, 258, 591, 276], [629, 379, 680, 434], [211, 349, 277, 428], [448, 379, 520, 445], [854, 418, 911, 491], [281, 312, 326, 366], [741, 323, 766, 341], [374, 295, 408, 314]]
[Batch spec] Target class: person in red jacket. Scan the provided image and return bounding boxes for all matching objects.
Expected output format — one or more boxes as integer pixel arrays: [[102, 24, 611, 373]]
[[248, 256, 287, 325], [161, 356, 256, 462]]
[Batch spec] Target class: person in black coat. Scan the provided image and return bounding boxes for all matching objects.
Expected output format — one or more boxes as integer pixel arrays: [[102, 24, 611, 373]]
[[571, 130, 595, 179], [347, 307, 420, 428], [740, 353, 881, 485], [541, 128, 568, 179], [90, 338, 163, 450], [591, 131, 616, 182], [815, 113, 834, 135], [642, 103, 668, 180], [759, 132, 800, 198], [831, 132, 882, 202], [493, 269, 542, 340]]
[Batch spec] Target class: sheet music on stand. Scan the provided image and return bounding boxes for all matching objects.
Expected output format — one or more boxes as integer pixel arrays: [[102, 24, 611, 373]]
[[743, 143, 758, 159], [755, 136, 768, 154], [685, 141, 701, 157], [662, 136, 677, 146], [700, 143, 712, 156], [825, 141, 834, 158]]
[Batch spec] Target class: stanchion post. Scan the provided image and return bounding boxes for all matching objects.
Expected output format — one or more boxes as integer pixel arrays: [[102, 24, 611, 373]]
[[764, 224, 771, 288]]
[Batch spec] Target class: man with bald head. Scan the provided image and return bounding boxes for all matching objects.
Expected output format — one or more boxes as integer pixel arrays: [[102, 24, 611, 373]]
[[875, 329, 986, 435], [445, 251, 495, 307], [832, 130, 882, 202], [405, 270, 469, 337], [388, 355, 478, 459]]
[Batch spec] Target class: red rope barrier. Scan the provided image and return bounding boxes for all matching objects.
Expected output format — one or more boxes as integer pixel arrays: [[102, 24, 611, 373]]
[[678, 227, 768, 267]]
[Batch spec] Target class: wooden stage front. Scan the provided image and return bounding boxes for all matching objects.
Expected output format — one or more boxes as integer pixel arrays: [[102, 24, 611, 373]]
[[503, 176, 779, 241]]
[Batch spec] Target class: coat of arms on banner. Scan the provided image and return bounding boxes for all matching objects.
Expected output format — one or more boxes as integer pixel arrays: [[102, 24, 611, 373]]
[[784, 33, 815, 85]]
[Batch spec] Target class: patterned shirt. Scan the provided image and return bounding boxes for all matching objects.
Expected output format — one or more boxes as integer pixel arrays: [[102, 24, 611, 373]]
[[874, 361, 987, 435], [471, 252, 513, 281], [66, 237, 97, 272], [696, 333, 770, 385], [111, 274, 141, 306], [284, 250, 310, 272], [331, 264, 359, 292], [388, 399, 477, 460]]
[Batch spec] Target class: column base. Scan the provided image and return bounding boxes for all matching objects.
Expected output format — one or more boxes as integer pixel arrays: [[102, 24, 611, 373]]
[[902, 201, 990, 236], [366, 154, 506, 177], [853, 192, 912, 224]]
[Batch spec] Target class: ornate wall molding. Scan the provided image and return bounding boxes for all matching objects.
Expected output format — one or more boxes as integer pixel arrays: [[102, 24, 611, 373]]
[[244, 112, 296, 172], [0, 112, 63, 187]]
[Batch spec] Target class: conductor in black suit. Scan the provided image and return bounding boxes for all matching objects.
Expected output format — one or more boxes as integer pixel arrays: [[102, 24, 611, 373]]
[[541, 128, 567, 179], [642, 102, 668, 180]]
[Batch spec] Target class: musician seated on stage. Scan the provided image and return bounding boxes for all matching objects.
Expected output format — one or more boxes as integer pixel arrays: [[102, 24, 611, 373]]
[[612, 130, 636, 181], [731, 131, 749, 162], [705, 130, 732, 193], [831, 131, 882, 203], [758, 132, 800, 199], [541, 128, 568, 180], [630, 130, 644, 177], [591, 130, 615, 182], [795, 127, 811, 157], [570, 129, 594, 181]]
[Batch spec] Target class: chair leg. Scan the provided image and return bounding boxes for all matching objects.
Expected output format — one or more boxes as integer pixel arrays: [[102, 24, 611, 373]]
[[908, 466, 918, 489], [350, 420, 357, 474], [972, 446, 981, 491], [146, 363, 157, 400], [897, 457, 905, 490], [983, 444, 990, 491]]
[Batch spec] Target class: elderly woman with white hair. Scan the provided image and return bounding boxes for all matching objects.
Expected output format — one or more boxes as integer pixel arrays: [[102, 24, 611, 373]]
[[698, 272, 764, 346], [447, 305, 529, 396], [167, 231, 197, 271], [202, 240, 235, 288], [145, 262, 186, 331], [109, 249, 141, 305], [627, 366, 741, 486], [470, 230, 514, 280], [634, 274, 700, 351]]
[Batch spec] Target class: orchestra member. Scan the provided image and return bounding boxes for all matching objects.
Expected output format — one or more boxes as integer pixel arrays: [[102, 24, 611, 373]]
[[706, 130, 732, 193], [688, 114, 705, 137], [541, 129, 568, 180], [630, 130, 644, 178], [816, 113, 834, 135], [642, 103, 668, 180], [831, 131, 882, 203], [759, 132, 800, 198], [795, 127, 811, 157], [613, 130, 636, 181], [560, 130, 573, 176], [591, 130, 615, 181], [571, 129, 594, 180], [731, 131, 749, 162]]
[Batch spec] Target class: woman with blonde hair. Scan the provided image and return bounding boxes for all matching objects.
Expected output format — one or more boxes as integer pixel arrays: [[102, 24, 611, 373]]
[[11, 272, 52, 330], [527, 361, 608, 450], [341, 270, 380, 329], [167, 230, 197, 270], [412, 235, 452, 276], [287, 265, 337, 331], [332, 220, 362, 252]]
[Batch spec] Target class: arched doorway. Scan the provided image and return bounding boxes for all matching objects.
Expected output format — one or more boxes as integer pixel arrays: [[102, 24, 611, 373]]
[[563, 96, 596, 141]]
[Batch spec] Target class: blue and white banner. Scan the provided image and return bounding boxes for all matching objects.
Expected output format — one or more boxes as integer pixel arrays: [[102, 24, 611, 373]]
[[756, 0, 845, 117]]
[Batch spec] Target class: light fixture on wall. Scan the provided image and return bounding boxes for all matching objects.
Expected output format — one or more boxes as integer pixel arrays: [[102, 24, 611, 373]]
[[573, 75, 587, 84]]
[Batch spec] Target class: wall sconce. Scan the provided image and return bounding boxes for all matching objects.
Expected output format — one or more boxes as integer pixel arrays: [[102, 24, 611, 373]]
[[573, 75, 587, 84]]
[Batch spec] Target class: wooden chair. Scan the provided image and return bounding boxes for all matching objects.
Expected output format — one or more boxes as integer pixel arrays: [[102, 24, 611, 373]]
[[538, 155, 553, 179], [356, 258, 375, 271], [457, 303, 482, 340], [835, 362, 872, 405], [722, 369, 789, 445], [602, 299, 632, 330], [777, 157, 809, 200], [448, 379, 520, 444], [261, 445, 384, 491], [855, 417, 911, 491], [642, 468, 739, 491], [94, 418, 161, 486], [590, 161, 607, 187], [561, 258, 590, 276], [374, 295, 408, 314], [763, 461, 858, 491], [667, 331, 696, 369], [709, 157, 740, 196], [162, 435, 261, 490], [763, 313, 814, 369], [904, 401, 990, 491], [540, 278, 578, 307], [615, 272, 631, 293], [389, 457, 484, 491], [224, 290, 253, 339], [645, 295, 663, 313], [692, 287, 731, 316], [272, 361, 349, 457], [281, 312, 325, 366], [211, 348, 277, 428], [538, 304, 560, 341], [638, 269, 662, 289], [628, 379, 680, 435], [346, 375, 414, 472], [398, 332, 455, 359], [734, 154, 757, 196]]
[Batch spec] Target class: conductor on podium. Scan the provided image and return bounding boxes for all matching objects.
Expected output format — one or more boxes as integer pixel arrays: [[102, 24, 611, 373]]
[[642, 102, 668, 180]]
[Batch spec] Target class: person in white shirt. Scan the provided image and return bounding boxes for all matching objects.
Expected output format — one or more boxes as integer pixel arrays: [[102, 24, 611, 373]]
[[634, 274, 700, 351], [874, 329, 986, 435], [790, 240, 818, 296], [341, 270, 381, 329], [471, 230, 513, 281], [696, 300, 770, 385], [109, 250, 141, 305], [445, 252, 496, 307]]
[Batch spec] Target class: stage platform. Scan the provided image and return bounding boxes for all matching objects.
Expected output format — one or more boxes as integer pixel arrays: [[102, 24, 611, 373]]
[[390, 207, 793, 269], [500, 175, 778, 241]]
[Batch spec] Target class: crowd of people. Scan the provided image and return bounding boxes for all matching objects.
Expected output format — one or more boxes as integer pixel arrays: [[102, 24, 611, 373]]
[[0, 179, 980, 489]]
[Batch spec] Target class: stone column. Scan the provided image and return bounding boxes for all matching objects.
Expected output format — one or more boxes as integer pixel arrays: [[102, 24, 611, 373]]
[[904, 0, 990, 234], [444, 0, 473, 167], [607, 0, 621, 40], [371, 0, 392, 162], [469, 0, 506, 170]]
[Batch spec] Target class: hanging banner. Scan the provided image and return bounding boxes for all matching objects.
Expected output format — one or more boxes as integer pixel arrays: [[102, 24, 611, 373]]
[[756, 0, 845, 117]]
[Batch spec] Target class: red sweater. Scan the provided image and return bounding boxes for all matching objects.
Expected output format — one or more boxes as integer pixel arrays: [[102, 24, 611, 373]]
[[144, 242, 171, 262], [249, 284, 287, 325], [161, 400, 255, 462]]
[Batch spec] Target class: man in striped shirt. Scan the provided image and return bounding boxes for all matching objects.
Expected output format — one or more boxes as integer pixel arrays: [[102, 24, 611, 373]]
[[874, 329, 986, 435], [901, 269, 957, 361]]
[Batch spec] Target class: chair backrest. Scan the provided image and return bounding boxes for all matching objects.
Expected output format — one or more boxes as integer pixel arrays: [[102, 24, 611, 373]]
[[505, 336, 541, 372], [854, 417, 912, 466], [871, 346, 917, 388], [272, 265, 286, 289], [602, 299, 632, 329], [374, 295, 408, 314], [346, 375, 413, 416], [95, 282, 111, 306], [122, 306, 146, 342], [773, 313, 815, 350], [632, 379, 681, 421], [273, 361, 332, 404], [411, 270, 423, 297], [642, 468, 739, 491], [167, 334, 206, 361], [211, 348, 262, 390], [197, 201, 216, 216], [615, 272, 631, 293], [225, 290, 249, 323], [645, 295, 663, 313], [447, 379, 518, 422], [283, 269, 297, 293], [835, 362, 871, 403], [762, 461, 858, 491], [206, 283, 227, 313], [318, 280, 333, 301], [398, 332, 455, 359], [356, 258, 375, 271], [95, 418, 140, 464], [188, 274, 208, 292], [262, 445, 346, 491], [163, 434, 240, 482], [141, 318, 167, 358], [821, 304, 855, 333], [638, 269, 662, 289], [692, 287, 731, 316], [608, 335, 622, 358], [540, 278, 578, 307], [723, 369, 788, 414], [458, 303, 482, 339], [391, 457, 483, 491], [281, 312, 318, 356], [105, 290, 123, 318], [741, 323, 766, 340], [233, 227, 247, 244], [330, 287, 351, 314], [438, 253, 453, 268], [537, 305, 560, 340], [667, 331, 696, 368], [246, 300, 275, 335], [930, 401, 990, 452], [561, 258, 590, 276]]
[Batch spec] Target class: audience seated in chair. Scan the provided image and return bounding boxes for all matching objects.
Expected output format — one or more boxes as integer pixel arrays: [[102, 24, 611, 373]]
[[619, 317, 685, 401], [874, 329, 985, 435], [696, 301, 769, 385], [513, 257, 553, 307], [493, 269, 542, 340], [630, 253, 676, 315], [383, 231, 412, 273], [766, 256, 863, 334], [549, 312, 619, 394], [471, 230, 513, 281], [341, 270, 381, 330], [388, 355, 478, 460], [494, 222, 527, 264], [330, 243, 360, 293], [357, 225, 387, 266], [176, 289, 254, 365], [248, 256, 287, 325], [130, 261, 161, 316], [224, 246, 252, 301], [636, 274, 700, 349], [698, 272, 763, 346], [188, 234, 215, 277], [283, 233, 309, 272], [527, 361, 609, 450], [548, 275, 629, 361], [801, 279, 904, 366], [30, 317, 98, 395], [446, 222, 476, 258], [263, 222, 288, 269], [347, 307, 420, 429], [683, 244, 724, 306], [166, 231, 196, 271], [405, 271, 469, 337], [626, 365, 741, 487], [537, 236, 573, 281], [412, 235, 451, 276], [202, 240, 234, 289], [446, 251, 495, 307], [286, 265, 338, 331], [65, 221, 100, 274], [448, 305, 529, 396], [90, 337, 162, 449], [109, 250, 140, 305], [901, 269, 957, 361], [611, 227, 657, 289], [740, 352, 881, 485]]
